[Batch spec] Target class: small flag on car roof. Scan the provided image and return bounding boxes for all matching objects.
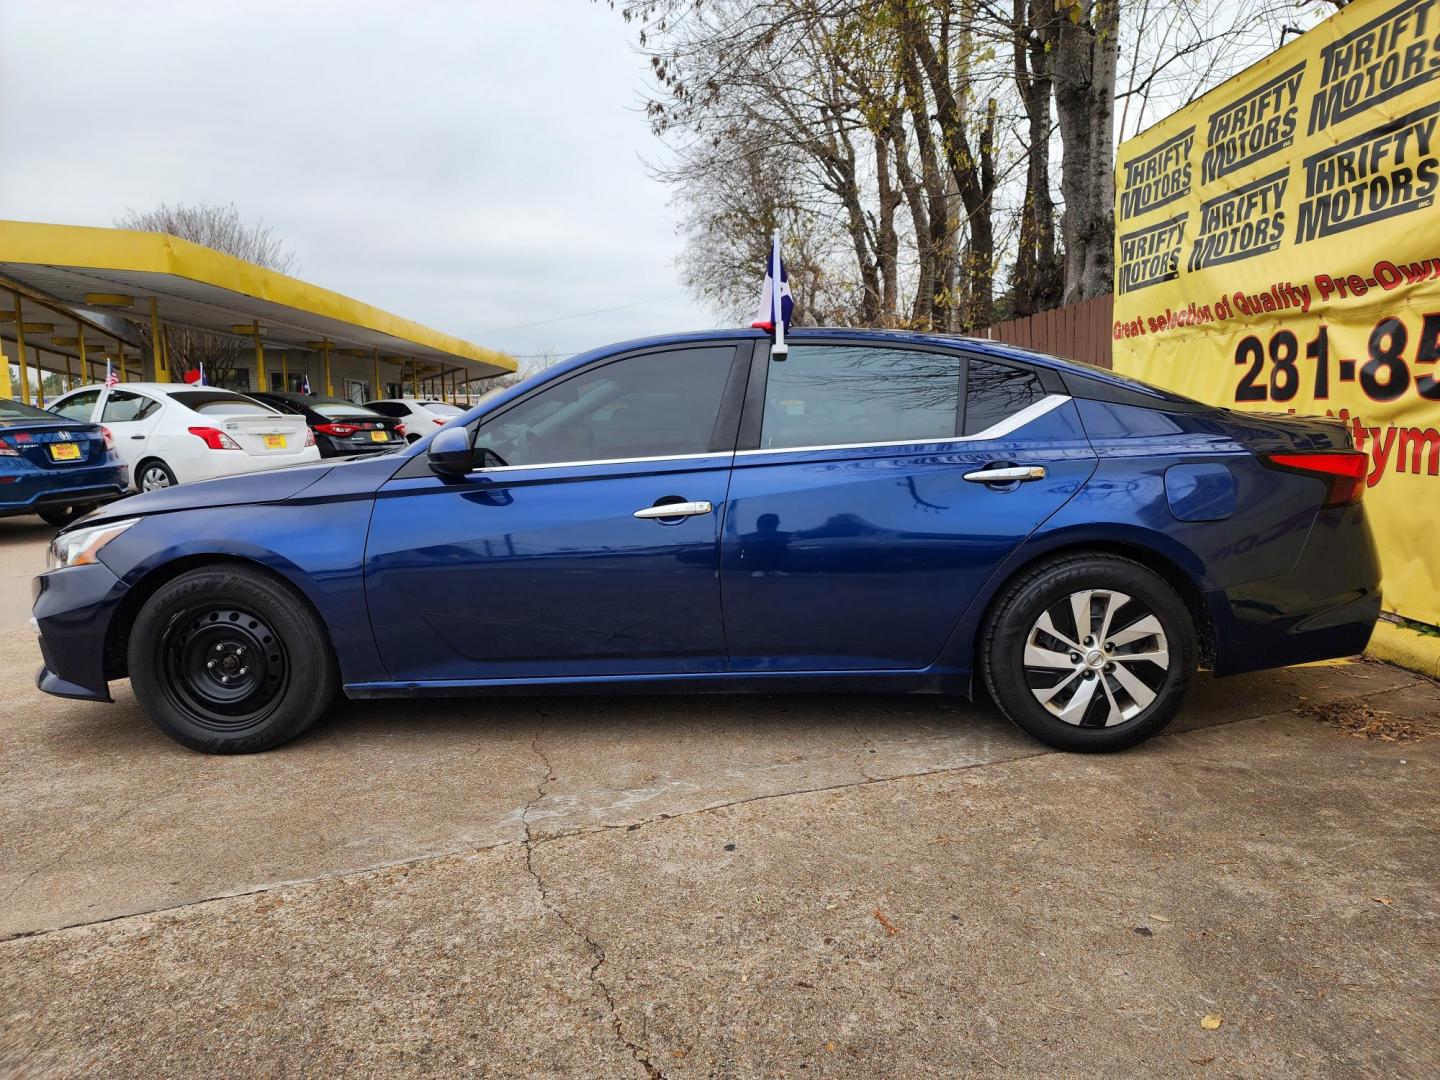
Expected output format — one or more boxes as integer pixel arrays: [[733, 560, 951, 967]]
[[751, 232, 793, 358]]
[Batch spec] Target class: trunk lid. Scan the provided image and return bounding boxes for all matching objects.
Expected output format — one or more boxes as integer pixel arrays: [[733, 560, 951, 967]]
[[214, 414, 313, 457], [1218, 409, 1354, 454], [0, 420, 109, 469]]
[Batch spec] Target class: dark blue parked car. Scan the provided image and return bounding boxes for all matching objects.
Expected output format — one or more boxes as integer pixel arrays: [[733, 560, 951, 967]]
[[1, 397, 128, 526], [32, 329, 1379, 754]]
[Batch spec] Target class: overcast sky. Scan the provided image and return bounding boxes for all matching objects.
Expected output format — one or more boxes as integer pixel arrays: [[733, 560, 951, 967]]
[[0, 0, 716, 361]]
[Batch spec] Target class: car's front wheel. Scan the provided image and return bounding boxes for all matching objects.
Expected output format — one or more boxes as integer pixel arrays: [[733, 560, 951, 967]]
[[128, 565, 339, 753], [981, 553, 1197, 752]]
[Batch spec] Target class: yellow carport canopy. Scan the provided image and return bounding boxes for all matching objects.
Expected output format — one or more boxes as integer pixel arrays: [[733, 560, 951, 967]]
[[0, 219, 514, 380]]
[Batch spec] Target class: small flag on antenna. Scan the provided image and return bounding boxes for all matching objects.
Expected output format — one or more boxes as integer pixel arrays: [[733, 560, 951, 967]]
[[104, 360, 119, 387], [751, 233, 794, 335]]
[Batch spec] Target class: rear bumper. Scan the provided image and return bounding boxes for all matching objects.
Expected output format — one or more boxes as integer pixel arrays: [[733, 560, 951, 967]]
[[177, 448, 321, 485], [317, 436, 401, 458], [1209, 504, 1381, 676], [0, 468, 129, 517], [32, 561, 128, 703]]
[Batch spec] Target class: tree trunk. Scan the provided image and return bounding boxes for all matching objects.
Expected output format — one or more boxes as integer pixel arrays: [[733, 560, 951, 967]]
[[1044, 0, 1119, 302]]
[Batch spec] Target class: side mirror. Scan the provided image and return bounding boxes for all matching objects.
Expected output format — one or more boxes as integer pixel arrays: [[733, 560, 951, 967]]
[[426, 425, 472, 477]]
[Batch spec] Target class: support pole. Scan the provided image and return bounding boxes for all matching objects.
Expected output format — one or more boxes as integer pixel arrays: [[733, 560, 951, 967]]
[[65, 348, 74, 391], [149, 298, 165, 381], [410, 360, 418, 399], [35, 349, 46, 407], [253, 320, 265, 391], [281, 350, 289, 391], [322, 339, 333, 396], [12, 291, 30, 404], [75, 322, 87, 391], [372, 349, 380, 400], [0, 336, 10, 401]]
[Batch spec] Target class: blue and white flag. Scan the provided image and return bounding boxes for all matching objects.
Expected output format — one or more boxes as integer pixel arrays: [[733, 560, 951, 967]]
[[751, 232, 794, 334], [302, 372, 312, 395]]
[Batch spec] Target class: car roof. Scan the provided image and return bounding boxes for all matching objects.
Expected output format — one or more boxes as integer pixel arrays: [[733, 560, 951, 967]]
[[58, 382, 253, 397], [526, 327, 1185, 406]]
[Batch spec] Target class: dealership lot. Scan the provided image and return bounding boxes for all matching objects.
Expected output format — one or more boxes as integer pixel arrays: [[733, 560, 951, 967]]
[[3, 518, 1438, 1077]]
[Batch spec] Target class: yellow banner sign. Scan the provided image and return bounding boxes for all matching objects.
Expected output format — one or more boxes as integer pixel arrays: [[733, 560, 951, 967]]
[[1113, 0, 1440, 625]]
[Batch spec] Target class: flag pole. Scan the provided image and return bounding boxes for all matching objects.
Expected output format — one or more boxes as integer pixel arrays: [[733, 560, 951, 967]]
[[770, 231, 788, 361]]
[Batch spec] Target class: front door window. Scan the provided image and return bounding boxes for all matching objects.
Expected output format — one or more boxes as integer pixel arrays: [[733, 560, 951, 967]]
[[473, 346, 737, 468]]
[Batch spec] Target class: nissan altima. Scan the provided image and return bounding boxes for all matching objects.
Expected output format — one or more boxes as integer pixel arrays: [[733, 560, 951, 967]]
[[33, 329, 1380, 754]]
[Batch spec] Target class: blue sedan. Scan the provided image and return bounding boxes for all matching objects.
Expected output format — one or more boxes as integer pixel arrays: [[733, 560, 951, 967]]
[[1, 397, 128, 525], [32, 329, 1379, 754]]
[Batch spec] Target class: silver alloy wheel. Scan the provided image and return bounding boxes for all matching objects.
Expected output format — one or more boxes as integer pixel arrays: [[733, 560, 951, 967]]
[[140, 466, 172, 491], [1023, 589, 1170, 727]]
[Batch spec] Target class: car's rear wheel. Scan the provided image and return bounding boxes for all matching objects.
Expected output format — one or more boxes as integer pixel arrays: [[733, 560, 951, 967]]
[[39, 503, 95, 527], [981, 553, 1196, 752], [128, 565, 338, 753], [136, 459, 177, 492]]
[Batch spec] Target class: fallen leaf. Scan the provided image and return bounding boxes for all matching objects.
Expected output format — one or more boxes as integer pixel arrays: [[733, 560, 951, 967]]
[[1372, 896, 1393, 906], [1149, 913, 1171, 923], [1200, 1014, 1223, 1030], [873, 908, 899, 936], [1190, 1056, 1215, 1065]]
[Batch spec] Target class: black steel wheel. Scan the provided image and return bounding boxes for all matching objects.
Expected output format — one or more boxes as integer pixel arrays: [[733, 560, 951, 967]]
[[129, 565, 338, 753], [158, 605, 290, 730]]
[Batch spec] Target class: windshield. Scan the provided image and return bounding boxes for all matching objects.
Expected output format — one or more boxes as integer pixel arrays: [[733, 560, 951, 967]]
[[421, 401, 465, 417], [0, 397, 63, 423], [169, 391, 278, 416]]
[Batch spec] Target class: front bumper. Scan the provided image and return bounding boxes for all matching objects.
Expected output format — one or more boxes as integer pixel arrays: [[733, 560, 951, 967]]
[[32, 560, 129, 702]]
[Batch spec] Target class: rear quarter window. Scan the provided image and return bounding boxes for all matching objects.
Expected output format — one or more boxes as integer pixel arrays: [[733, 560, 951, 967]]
[[963, 359, 1046, 435]]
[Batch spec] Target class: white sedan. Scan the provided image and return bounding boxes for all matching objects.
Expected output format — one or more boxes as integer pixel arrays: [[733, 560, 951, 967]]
[[47, 383, 319, 491], [362, 398, 467, 443]]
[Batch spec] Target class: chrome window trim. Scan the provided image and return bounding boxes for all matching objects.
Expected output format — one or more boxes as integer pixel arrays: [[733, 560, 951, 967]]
[[463, 395, 1069, 475], [472, 450, 734, 475], [736, 393, 1070, 457]]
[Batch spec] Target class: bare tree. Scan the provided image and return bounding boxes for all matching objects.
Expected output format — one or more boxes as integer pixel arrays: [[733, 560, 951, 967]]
[[114, 202, 299, 387]]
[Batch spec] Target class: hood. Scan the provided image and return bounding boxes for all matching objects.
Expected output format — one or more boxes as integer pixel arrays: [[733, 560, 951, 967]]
[[83, 460, 337, 526]]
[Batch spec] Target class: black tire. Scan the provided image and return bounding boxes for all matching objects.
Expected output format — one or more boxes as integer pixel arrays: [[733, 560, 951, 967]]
[[39, 503, 96, 527], [127, 565, 339, 753], [136, 459, 177, 492], [981, 553, 1196, 753]]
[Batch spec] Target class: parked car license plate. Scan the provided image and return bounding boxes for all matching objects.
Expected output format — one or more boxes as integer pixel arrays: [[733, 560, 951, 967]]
[[370, 430, 388, 442], [48, 443, 81, 462], [263, 434, 287, 449]]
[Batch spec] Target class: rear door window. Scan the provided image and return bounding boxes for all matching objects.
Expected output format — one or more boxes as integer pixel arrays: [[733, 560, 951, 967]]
[[962, 359, 1047, 435], [759, 344, 962, 450], [100, 390, 162, 423]]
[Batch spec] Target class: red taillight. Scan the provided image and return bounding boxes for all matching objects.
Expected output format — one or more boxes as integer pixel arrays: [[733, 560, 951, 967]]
[[433, 418, 446, 426], [395, 423, 407, 436], [101, 426, 115, 451], [304, 429, 316, 448], [188, 425, 242, 450], [1262, 451, 1367, 508], [314, 422, 360, 437]]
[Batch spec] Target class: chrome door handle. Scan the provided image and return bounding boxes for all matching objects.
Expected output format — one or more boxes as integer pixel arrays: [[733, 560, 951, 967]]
[[963, 466, 1047, 483], [633, 500, 713, 519]]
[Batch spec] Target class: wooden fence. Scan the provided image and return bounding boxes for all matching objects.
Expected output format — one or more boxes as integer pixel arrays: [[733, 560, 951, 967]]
[[980, 294, 1114, 369]]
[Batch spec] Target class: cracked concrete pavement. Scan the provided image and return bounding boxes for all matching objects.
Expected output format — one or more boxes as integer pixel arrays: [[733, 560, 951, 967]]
[[2, 518, 1438, 1077]]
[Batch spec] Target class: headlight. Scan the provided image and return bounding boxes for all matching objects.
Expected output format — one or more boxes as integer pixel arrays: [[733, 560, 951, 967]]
[[47, 518, 140, 571]]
